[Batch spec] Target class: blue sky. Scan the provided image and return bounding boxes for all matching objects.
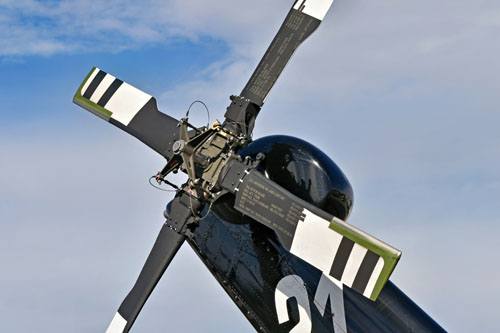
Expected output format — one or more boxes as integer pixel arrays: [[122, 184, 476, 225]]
[[1, 0, 499, 332]]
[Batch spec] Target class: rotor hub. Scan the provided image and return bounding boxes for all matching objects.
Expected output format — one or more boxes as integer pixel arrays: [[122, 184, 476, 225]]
[[172, 140, 186, 155]]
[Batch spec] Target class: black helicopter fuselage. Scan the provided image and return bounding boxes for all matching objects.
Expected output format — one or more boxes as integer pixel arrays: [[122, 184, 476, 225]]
[[186, 209, 444, 332], [72, 1, 447, 332], [179, 135, 445, 332]]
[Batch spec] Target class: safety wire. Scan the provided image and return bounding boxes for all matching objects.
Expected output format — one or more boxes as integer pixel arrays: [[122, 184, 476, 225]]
[[151, 100, 215, 217], [225, 120, 253, 140], [185, 100, 215, 220], [148, 176, 179, 192], [185, 100, 210, 129], [188, 190, 215, 222]]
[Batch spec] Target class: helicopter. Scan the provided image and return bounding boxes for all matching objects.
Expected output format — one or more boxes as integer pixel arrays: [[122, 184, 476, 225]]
[[73, 0, 445, 332]]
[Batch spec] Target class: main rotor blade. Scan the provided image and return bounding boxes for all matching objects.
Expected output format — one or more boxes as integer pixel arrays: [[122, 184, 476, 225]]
[[73, 67, 180, 160], [106, 225, 184, 333], [240, 0, 334, 107], [219, 160, 401, 301], [106, 193, 200, 333]]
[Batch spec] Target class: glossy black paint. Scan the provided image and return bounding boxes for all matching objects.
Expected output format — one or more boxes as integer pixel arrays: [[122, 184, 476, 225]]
[[239, 135, 354, 221], [179, 135, 445, 332], [186, 205, 445, 332]]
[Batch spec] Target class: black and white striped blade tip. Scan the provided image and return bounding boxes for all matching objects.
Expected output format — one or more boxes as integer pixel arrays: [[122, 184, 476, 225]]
[[223, 165, 401, 301], [73, 67, 180, 159], [239, 0, 334, 107]]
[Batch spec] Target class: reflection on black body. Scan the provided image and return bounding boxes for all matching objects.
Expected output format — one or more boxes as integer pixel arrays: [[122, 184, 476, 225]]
[[182, 136, 444, 332]]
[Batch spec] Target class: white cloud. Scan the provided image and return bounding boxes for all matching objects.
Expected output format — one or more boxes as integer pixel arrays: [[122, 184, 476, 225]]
[[0, 0, 286, 56], [2, 0, 500, 331], [0, 127, 253, 332], [154, 3, 500, 331]]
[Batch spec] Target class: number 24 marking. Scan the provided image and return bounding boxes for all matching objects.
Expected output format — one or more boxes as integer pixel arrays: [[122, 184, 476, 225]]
[[274, 274, 347, 332]]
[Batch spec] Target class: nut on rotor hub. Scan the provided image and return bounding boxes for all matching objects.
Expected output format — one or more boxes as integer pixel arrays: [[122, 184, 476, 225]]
[[172, 140, 186, 154]]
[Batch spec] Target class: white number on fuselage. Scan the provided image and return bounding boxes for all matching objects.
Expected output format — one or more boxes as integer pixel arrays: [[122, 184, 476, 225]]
[[274, 274, 347, 332]]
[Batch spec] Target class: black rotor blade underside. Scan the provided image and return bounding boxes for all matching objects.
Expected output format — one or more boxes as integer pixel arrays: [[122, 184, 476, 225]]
[[106, 225, 185, 333], [224, 1, 334, 137], [240, 7, 322, 107], [110, 105, 180, 160], [106, 193, 200, 333]]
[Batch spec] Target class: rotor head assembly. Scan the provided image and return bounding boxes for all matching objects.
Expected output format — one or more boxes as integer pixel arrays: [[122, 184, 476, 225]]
[[72, 1, 402, 332]]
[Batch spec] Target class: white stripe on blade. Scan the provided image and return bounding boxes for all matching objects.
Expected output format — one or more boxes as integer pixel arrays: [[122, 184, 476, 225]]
[[81, 68, 99, 96], [341, 243, 367, 287], [104, 82, 152, 126], [363, 257, 385, 298], [290, 209, 343, 273], [89, 73, 115, 104], [294, 0, 334, 21], [106, 312, 127, 333]]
